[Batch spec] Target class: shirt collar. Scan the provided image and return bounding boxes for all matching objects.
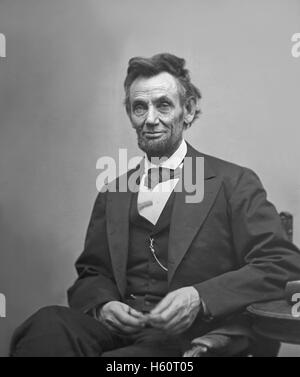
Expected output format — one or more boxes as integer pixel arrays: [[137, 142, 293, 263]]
[[144, 139, 187, 172]]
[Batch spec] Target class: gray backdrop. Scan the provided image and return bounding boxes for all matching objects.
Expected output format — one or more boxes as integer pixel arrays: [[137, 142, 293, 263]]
[[0, 0, 299, 356]]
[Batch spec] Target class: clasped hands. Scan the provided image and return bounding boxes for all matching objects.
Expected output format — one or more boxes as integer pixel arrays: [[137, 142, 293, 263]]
[[98, 286, 201, 336]]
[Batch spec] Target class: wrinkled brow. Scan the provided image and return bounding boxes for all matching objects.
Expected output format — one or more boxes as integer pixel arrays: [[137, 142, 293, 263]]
[[132, 95, 175, 105]]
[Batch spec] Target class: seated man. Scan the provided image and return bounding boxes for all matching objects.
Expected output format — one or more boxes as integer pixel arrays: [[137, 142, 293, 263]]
[[10, 53, 300, 357]]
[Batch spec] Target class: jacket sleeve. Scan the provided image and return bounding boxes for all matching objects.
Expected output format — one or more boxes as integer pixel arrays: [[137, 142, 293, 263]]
[[67, 191, 121, 313], [194, 168, 300, 319]]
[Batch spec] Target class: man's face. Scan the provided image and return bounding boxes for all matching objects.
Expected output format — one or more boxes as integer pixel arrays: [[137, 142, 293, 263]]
[[129, 72, 185, 158]]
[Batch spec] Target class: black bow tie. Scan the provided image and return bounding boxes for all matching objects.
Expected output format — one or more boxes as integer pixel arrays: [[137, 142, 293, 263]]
[[144, 166, 182, 190]]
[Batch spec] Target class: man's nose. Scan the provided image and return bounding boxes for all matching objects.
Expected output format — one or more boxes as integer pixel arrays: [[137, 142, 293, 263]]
[[145, 106, 159, 126]]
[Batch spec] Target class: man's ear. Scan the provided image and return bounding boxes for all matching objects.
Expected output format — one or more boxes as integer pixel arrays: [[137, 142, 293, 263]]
[[183, 97, 197, 128]]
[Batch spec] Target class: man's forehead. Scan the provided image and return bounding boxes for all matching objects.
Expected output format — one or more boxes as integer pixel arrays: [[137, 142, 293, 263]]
[[130, 72, 180, 100]]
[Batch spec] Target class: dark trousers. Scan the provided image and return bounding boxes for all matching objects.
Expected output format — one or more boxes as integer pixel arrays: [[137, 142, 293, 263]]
[[10, 306, 185, 357]]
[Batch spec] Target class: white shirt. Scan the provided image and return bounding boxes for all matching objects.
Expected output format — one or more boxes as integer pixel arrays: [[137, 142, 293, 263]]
[[137, 139, 187, 225]]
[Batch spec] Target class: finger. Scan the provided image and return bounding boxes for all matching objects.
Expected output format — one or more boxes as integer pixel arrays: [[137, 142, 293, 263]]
[[169, 308, 199, 333], [128, 307, 146, 320], [162, 307, 194, 332], [114, 307, 146, 328], [171, 307, 198, 331], [150, 294, 174, 315], [127, 308, 148, 326], [154, 302, 183, 324], [148, 307, 182, 329], [165, 318, 191, 335], [147, 313, 170, 327], [160, 312, 183, 330], [147, 318, 164, 329], [101, 304, 145, 332]]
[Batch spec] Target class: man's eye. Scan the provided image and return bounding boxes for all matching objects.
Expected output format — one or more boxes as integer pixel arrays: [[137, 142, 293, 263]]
[[158, 102, 171, 112], [133, 105, 147, 116]]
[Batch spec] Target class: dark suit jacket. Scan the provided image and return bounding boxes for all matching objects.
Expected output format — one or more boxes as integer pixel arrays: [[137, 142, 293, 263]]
[[68, 143, 300, 338]]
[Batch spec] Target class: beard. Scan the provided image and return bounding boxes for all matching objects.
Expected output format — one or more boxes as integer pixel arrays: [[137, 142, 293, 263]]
[[137, 135, 170, 157], [133, 113, 185, 158], [136, 129, 183, 159]]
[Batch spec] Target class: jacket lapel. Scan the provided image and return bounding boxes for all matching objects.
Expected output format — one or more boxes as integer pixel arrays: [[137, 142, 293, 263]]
[[168, 144, 222, 284]]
